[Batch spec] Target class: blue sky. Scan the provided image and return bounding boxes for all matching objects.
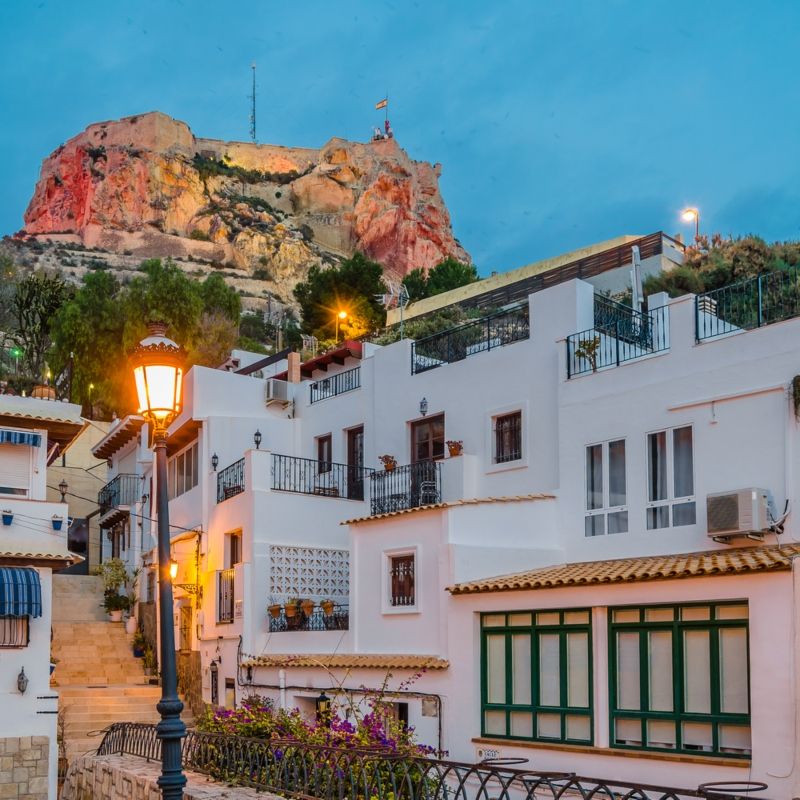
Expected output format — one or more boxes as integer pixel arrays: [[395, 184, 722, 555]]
[[2, 1, 799, 275]]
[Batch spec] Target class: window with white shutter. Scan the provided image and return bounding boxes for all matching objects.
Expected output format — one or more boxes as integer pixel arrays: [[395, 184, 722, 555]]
[[0, 444, 31, 497]]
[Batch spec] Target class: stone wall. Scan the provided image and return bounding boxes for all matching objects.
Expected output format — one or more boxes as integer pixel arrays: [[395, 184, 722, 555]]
[[0, 735, 50, 800], [177, 650, 204, 718]]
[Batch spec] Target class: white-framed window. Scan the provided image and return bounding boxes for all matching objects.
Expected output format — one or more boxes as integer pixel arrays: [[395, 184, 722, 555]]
[[493, 411, 522, 464], [168, 441, 198, 500], [0, 616, 29, 648], [0, 443, 32, 497], [585, 439, 627, 537], [646, 426, 695, 529], [383, 548, 418, 613]]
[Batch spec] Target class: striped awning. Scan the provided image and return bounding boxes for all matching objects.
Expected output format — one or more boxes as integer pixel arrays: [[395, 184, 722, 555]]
[[0, 430, 41, 447], [0, 567, 42, 617]]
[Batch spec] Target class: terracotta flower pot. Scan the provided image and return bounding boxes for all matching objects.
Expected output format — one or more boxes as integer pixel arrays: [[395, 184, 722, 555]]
[[301, 599, 315, 617], [321, 600, 335, 616], [268, 604, 281, 619], [284, 602, 299, 618]]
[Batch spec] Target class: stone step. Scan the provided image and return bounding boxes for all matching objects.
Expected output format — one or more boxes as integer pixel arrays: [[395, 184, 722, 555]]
[[60, 685, 162, 698]]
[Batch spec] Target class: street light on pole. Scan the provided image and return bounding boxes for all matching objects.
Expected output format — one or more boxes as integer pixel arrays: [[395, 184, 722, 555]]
[[681, 207, 700, 243], [131, 321, 186, 800], [335, 310, 348, 343]]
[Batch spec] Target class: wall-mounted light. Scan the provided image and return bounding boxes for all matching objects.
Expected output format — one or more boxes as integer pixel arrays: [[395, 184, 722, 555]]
[[58, 479, 68, 502], [211, 453, 219, 471], [246, 665, 253, 684], [17, 668, 28, 694], [316, 690, 332, 726], [419, 397, 428, 417], [254, 430, 262, 450], [141, 493, 149, 505], [169, 560, 178, 580]]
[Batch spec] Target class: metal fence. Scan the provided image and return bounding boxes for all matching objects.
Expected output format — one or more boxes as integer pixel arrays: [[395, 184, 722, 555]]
[[217, 458, 245, 503], [567, 303, 669, 378], [217, 569, 235, 624], [97, 722, 768, 800], [310, 367, 361, 404], [98, 473, 141, 512], [370, 461, 441, 516], [271, 453, 373, 501], [411, 305, 530, 375], [695, 269, 800, 341], [268, 603, 349, 632]]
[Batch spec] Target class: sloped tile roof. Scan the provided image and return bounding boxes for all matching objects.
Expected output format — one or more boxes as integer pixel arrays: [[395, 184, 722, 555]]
[[92, 415, 144, 460], [243, 653, 449, 670], [448, 543, 800, 595]]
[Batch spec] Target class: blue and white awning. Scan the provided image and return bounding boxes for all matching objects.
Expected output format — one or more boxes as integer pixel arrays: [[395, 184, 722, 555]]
[[0, 430, 41, 447], [0, 567, 42, 617]]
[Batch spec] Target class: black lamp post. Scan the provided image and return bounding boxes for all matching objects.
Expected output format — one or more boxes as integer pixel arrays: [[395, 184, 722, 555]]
[[254, 429, 262, 450], [131, 322, 186, 800]]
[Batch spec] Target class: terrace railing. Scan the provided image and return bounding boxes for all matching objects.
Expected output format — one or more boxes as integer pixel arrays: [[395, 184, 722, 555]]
[[271, 453, 373, 501], [98, 473, 140, 514], [217, 458, 245, 503], [268, 603, 349, 632], [97, 722, 769, 800], [370, 460, 441, 516], [411, 305, 530, 374], [696, 269, 800, 341], [309, 366, 361, 404]]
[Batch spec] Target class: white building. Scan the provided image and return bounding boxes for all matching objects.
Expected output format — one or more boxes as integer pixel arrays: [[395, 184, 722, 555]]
[[0, 395, 84, 800], [101, 256, 800, 795]]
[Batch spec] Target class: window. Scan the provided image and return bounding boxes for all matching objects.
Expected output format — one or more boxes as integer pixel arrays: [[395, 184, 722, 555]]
[[494, 412, 522, 464], [389, 553, 415, 607], [168, 442, 198, 500], [411, 415, 445, 462], [647, 426, 695, 529], [610, 603, 750, 757], [0, 443, 31, 497], [0, 616, 29, 648], [585, 439, 627, 536], [228, 532, 242, 567], [317, 434, 332, 474], [481, 610, 592, 744]]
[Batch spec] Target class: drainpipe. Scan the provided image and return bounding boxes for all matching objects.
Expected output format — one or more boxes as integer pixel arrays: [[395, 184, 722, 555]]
[[279, 669, 287, 710]]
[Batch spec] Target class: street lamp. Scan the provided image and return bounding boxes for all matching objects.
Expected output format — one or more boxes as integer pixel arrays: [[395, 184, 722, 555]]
[[58, 479, 68, 502], [335, 310, 348, 343], [681, 207, 700, 243], [131, 321, 186, 800]]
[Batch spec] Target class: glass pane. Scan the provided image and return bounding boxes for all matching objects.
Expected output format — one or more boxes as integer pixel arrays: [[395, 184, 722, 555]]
[[586, 444, 603, 510], [536, 612, 560, 626], [673, 426, 694, 498], [486, 636, 506, 704], [720, 627, 749, 714], [719, 724, 752, 755], [484, 710, 505, 736], [616, 631, 640, 710], [538, 633, 560, 706], [646, 505, 669, 530], [585, 514, 605, 537], [647, 719, 676, 749], [683, 630, 711, 713], [191, 443, 198, 489], [672, 501, 696, 526], [508, 613, 532, 626], [607, 510, 628, 534], [567, 632, 589, 708], [681, 606, 710, 621], [608, 439, 626, 506], [614, 717, 642, 746], [565, 714, 591, 742], [564, 610, 590, 625], [648, 631, 673, 711], [717, 604, 748, 620], [647, 431, 667, 501], [511, 635, 532, 705], [536, 713, 561, 739], [682, 721, 712, 752], [645, 607, 673, 622], [613, 609, 640, 623], [510, 711, 533, 738], [177, 452, 186, 495], [483, 614, 505, 627]]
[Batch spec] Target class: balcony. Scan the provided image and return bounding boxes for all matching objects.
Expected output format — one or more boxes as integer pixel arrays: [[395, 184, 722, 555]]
[[271, 454, 373, 500], [411, 304, 530, 374], [566, 296, 669, 378], [369, 460, 441, 516], [268, 602, 349, 632], [98, 473, 140, 528], [696, 269, 800, 341], [309, 366, 361, 404], [217, 568, 235, 624], [217, 458, 245, 503]]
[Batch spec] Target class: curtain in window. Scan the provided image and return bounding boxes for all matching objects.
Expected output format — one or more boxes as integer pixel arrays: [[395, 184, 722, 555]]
[[486, 635, 506, 704], [538, 633, 560, 706], [647, 431, 667, 501], [616, 631, 640, 710], [608, 440, 626, 506], [673, 427, 694, 498], [585, 445, 603, 510]]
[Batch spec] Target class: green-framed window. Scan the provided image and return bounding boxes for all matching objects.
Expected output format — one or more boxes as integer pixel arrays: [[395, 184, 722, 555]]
[[481, 610, 592, 743], [609, 602, 750, 758]]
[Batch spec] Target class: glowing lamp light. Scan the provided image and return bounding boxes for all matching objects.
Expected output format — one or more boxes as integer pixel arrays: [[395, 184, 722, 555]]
[[169, 560, 179, 581], [681, 208, 698, 223], [131, 322, 184, 432], [337, 311, 348, 320]]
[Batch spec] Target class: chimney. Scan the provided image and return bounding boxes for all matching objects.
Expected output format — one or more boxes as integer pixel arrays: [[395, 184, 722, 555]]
[[287, 352, 301, 383]]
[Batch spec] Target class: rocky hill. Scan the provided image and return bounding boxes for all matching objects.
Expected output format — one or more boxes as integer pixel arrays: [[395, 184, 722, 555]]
[[18, 111, 468, 309]]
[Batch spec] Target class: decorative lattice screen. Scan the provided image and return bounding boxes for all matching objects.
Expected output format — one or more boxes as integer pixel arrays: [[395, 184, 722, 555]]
[[269, 545, 349, 602]]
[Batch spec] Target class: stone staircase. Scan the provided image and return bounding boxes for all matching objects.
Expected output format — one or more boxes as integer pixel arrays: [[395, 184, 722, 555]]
[[51, 575, 192, 763]]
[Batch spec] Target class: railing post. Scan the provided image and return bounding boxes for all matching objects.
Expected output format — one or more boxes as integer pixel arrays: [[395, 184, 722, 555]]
[[566, 338, 571, 379], [615, 320, 621, 366], [757, 273, 763, 327], [694, 295, 700, 342]]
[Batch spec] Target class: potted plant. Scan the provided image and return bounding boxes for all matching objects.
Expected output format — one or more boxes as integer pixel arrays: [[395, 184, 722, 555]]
[[446, 440, 463, 457], [574, 335, 601, 373], [142, 646, 157, 676], [301, 598, 315, 617], [124, 565, 141, 634], [51, 515, 64, 531], [379, 454, 397, 472], [1, 510, 12, 526], [321, 598, 335, 616], [103, 591, 129, 623], [284, 598, 300, 618], [132, 630, 146, 658], [267, 603, 282, 619]]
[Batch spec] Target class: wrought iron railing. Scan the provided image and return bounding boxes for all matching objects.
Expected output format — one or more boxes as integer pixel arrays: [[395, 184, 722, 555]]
[[268, 603, 349, 632], [310, 367, 361, 404], [98, 473, 141, 513], [271, 453, 373, 501], [695, 269, 800, 341], [217, 569, 235, 624], [370, 461, 441, 516], [97, 722, 768, 800], [411, 305, 530, 374], [567, 302, 669, 378], [217, 458, 245, 503]]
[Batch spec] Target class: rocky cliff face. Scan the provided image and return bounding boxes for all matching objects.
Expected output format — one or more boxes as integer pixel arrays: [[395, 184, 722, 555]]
[[21, 112, 468, 306]]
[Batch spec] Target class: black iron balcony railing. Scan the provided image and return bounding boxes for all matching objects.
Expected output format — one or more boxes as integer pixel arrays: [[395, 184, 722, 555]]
[[98, 473, 140, 514], [370, 460, 441, 516], [696, 269, 800, 341], [271, 453, 373, 501], [97, 722, 768, 800], [411, 305, 530, 374], [217, 458, 245, 503], [309, 366, 361, 404], [217, 568, 235, 624], [567, 301, 669, 378], [268, 603, 349, 632]]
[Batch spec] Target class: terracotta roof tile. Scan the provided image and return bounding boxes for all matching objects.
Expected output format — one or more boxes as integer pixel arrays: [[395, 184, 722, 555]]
[[448, 543, 800, 595], [243, 653, 449, 670], [92, 415, 144, 460]]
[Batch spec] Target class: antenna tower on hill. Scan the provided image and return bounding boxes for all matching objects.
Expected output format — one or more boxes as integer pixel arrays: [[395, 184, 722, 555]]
[[249, 63, 257, 143]]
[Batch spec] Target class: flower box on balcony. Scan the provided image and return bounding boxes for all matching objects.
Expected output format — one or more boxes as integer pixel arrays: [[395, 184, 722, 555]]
[[1, 510, 12, 526]]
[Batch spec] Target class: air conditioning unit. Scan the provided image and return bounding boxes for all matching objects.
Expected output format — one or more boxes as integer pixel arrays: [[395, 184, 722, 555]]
[[707, 488, 770, 541], [265, 378, 291, 407]]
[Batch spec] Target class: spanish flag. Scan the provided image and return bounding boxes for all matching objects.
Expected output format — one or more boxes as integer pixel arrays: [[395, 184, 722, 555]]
[[375, 98, 388, 110]]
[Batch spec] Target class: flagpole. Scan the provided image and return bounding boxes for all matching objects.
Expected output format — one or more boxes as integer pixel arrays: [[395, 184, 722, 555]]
[[385, 91, 389, 124]]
